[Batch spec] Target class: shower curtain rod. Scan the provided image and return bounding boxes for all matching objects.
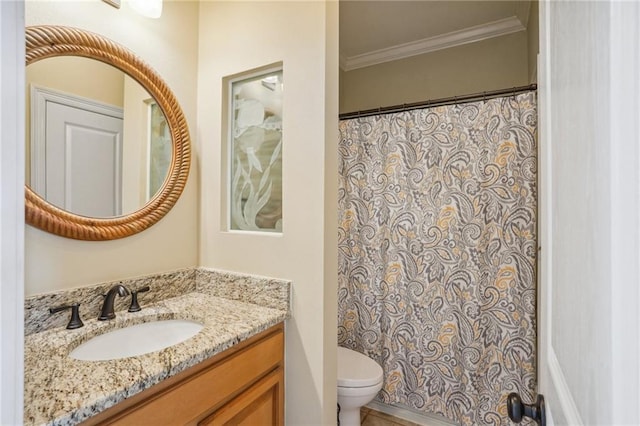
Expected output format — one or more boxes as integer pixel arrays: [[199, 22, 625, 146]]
[[338, 83, 537, 120]]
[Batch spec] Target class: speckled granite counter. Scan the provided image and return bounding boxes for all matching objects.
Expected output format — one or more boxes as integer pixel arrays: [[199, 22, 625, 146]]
[[24, 292, 288, 426]]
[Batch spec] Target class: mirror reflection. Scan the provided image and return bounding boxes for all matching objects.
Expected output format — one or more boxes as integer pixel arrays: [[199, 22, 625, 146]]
[[26, 56, 172, 218]]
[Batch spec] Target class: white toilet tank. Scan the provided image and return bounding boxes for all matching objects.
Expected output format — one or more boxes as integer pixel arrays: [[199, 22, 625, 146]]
[[337, 347, 383, 388]]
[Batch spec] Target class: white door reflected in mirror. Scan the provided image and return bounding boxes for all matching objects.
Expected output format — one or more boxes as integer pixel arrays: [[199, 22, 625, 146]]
[[27, 56, 172, 218], [34, 87, 124, 217]]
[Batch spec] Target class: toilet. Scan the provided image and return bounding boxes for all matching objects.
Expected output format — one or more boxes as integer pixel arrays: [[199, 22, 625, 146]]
[[337, 346, 384, 426]]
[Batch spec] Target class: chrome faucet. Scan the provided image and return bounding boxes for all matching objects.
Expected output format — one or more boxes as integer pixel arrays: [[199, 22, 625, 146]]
[[98, 285, 130, 320]]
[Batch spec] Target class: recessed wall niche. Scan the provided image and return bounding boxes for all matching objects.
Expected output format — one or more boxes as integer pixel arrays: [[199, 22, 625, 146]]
[[222, 64, 283, 233]]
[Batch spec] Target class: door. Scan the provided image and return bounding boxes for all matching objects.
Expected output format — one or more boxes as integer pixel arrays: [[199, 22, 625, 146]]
[[30, 86, 124, 217], [200, 368, 284, 426], [0, 1, 25, 424], [536, 1, 640, 425]]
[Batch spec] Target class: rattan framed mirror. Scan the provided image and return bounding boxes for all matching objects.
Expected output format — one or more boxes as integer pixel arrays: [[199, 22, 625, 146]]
[[25, 25, 191, 240]]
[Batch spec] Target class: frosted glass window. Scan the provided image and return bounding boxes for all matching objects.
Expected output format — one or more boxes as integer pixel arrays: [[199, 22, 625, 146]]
[[228, 69, 283, 232]]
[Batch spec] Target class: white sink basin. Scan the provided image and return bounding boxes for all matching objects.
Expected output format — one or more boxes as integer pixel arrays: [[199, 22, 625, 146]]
[[70, 319, 204, 361]]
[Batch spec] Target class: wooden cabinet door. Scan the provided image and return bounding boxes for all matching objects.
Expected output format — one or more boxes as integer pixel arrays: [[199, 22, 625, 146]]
[[200, 367, 284, 426]]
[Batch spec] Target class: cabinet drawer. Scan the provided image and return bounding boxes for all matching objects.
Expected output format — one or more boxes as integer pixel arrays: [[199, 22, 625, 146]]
[[86, 324, 284, 426]]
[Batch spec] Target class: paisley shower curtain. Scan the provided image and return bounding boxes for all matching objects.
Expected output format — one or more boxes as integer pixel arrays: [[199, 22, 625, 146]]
[[337, 92, 537, 425]]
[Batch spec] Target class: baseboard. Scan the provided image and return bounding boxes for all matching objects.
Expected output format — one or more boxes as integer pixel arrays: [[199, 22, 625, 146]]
[[366, 401, 456, 426]]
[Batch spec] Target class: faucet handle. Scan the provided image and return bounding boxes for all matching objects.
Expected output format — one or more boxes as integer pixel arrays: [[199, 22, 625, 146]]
[[128, 286, 150, 312], [49, 303, 84, 329]]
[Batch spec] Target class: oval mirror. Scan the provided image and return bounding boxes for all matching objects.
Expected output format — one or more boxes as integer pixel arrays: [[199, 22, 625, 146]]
[[25, 25, 190, 240]]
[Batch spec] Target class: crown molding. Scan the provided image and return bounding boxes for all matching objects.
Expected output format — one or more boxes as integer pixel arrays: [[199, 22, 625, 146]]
[[340, 16, 525, 71], [339, 52, 348, 71]]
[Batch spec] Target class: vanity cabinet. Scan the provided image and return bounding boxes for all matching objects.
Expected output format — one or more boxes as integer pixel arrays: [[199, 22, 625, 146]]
[[83, 324, 284, 426]]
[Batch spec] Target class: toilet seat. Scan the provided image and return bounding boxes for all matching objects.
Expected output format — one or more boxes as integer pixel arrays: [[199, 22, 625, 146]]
[[337, 347, 383, 388]]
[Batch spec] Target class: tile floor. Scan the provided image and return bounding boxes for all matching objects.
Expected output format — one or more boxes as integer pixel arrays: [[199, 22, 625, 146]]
[[360, 407, 421, 426]]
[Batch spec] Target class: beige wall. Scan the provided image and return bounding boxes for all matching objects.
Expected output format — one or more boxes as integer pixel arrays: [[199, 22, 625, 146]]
[[24, 0, 200, 295], [24, 1, 339, 423], [340, 31, 530, 114], [527, 0, 539, 83], [27, 56, 125, 107], [122, 75, 150, 214], [197, 1, 338, 424]]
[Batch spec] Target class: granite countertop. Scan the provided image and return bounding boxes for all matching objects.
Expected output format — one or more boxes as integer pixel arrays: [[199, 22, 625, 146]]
[[24, 292, 288, 426]]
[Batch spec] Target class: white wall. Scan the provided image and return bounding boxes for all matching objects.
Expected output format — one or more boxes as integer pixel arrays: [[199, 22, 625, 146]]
[[0, 1, 25, 423], [197, 1, 338, 424], [24, 0, 200, 295]]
